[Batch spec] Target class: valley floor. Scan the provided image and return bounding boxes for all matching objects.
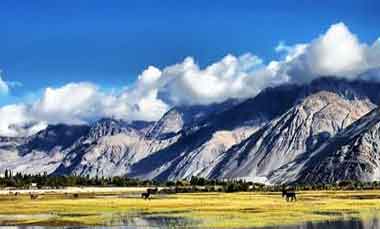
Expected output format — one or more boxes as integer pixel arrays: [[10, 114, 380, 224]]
[[0, 189, 380, 228]]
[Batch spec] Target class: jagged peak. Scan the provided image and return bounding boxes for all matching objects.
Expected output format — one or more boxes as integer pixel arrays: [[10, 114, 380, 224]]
[[87, 118, 139, 139]]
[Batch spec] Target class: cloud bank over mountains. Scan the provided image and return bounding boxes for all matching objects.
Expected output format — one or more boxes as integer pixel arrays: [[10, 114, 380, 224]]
[[283, 23, 380, 82], [0, 22, 380, 137]]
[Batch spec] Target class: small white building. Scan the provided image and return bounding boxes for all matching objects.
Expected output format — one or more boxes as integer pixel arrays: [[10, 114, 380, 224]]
[[29, 183, 38, 190]]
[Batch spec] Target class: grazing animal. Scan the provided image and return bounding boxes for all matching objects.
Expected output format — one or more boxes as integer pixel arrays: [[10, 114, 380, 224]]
[[147, 188, 158, 194], [141, 187, 158, 199], [29, 193, 39, 200], [282, 190, 297, 202], [141, 192, 150, 200]]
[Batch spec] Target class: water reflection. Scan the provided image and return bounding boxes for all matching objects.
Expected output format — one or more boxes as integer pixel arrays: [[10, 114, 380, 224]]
[[2, 215, 380, 229], [263, 217, 380, 229], [106, 212, 200, 228], [0, 213, 199, 229]]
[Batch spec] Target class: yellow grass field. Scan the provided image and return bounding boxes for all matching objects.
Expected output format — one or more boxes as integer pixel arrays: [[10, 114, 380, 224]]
[[1, 190, 380, 228]]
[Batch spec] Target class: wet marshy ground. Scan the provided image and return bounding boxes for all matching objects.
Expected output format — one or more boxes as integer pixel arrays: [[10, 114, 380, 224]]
[[1, 190, 380, 228]]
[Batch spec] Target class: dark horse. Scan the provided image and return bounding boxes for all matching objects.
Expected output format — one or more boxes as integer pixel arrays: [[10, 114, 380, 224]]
[[141, 192, 150, 200], [141, 187, 158, 200], [282, 190, 296, 202]]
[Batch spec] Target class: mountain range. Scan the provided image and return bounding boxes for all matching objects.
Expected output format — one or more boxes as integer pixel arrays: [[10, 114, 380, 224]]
[[2, 77, 380, 185]]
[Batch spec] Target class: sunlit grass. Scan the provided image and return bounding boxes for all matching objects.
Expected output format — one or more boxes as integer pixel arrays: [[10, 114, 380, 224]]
[[1, 190, 380, 228]]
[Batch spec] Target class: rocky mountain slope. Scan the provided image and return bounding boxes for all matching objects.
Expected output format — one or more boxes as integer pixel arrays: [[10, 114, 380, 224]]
[[130, 78, 380, 182], [0, 124, 89, 175], [293, 107, 380, 184], [127, 83, 304, 180], [211, 91, 375, 183], [52, 118, 171, 177]]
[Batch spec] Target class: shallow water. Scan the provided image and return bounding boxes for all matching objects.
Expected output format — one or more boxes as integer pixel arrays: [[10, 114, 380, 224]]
[[105, 213, 200, 228], [263, 217, 380, 229], [1, 215, 380, 228], [0, 213, 199, 228]]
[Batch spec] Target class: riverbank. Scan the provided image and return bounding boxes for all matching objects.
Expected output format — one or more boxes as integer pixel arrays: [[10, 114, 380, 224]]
[[1, 190, 380, 228]]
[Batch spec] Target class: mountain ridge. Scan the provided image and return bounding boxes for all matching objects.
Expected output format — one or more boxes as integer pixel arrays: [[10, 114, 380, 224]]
[[1, 77, 380, 184]]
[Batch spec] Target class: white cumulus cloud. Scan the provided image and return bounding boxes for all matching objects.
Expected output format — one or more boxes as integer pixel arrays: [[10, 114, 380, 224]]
[[0, 22, 379, 137], [0, 81, 170, 136], [277, 22, 380, 83], [157, 54, 265, 105]]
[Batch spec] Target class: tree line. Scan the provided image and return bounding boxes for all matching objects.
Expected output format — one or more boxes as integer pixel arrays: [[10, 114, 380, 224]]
[[0, 169, 159, 188], [2, 170, 380, 192]]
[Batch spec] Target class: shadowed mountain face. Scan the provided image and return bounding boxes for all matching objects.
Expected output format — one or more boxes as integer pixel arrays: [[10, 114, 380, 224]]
[[1, 77, 380, 184], [294, 107, 380, 184], [19, 124, 90, 155], [146, 99, 240, 140]]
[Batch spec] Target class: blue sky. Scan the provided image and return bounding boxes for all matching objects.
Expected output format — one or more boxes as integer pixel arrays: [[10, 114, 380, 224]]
[[1, 1, 380, 136], [1, 0, 379, 97]]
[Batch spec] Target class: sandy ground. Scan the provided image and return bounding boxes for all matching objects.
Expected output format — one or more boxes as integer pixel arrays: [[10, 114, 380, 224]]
[[0, 186, 157, 195]]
